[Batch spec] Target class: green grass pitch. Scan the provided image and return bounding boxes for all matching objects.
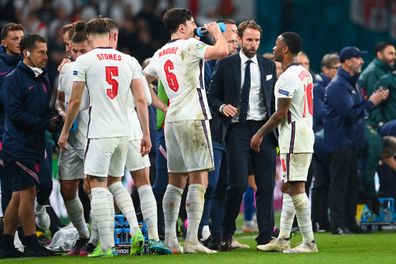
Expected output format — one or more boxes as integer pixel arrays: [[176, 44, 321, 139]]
[[1, 231, 395, 264]]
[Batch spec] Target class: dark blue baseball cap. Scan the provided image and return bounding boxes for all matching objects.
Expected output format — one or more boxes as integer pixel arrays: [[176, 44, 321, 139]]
[[339, 46, 368, 62]]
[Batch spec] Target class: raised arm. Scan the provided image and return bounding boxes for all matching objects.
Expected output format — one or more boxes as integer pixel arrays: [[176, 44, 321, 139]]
[[203, 22, 228, 61]]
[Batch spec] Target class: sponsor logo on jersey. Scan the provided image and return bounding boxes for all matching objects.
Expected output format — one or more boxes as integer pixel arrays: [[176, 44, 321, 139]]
[[195, 42, 206, 50], [278, 88, 289, 96]]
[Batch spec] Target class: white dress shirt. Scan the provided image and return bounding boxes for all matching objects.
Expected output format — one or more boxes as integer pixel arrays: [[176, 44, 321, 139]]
[[231, 51, 266, 123]]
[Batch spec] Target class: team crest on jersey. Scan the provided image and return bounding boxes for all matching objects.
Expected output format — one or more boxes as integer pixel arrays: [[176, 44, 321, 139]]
[[73, 70, 78, 76], [278, 88, 289, 96]]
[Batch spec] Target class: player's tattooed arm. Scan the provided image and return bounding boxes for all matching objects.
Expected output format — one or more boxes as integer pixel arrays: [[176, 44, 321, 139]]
[[251, 98, 291, 152]]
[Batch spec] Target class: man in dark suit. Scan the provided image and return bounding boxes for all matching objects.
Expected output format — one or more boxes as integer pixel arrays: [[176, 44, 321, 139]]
[[208, 20, 277, 250]]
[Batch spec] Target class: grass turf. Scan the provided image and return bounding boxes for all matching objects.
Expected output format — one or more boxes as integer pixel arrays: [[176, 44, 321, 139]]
[[1, 231, 395, 264]]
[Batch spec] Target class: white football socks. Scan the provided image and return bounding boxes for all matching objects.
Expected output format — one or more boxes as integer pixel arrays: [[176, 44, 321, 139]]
[[64, 197, 90, 239], [163, 184, 183, 245], [138, 184, 159, 241], [185, 184, 205, 244], [278, 193, 296, 240], [292, 193, 314, 243], [91, 187, 114, 250], [108, 181, 140, 236]]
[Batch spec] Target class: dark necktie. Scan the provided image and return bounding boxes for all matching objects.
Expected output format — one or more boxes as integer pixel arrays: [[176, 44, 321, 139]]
[[239, 59, 252, 123]]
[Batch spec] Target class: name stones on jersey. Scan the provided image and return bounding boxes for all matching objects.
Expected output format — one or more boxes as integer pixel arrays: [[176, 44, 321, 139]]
[[96, 53, 122, 61]]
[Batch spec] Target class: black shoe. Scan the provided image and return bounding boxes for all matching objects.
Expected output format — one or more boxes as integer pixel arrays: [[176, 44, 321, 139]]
[[219, 235, 233, 252], [331, 227, 353, 235], [84, 242, 96, 254], [256, 234, 272, 246], [68, 238, 89, 256], [0, 248, 24, 258], [348, 224, 368, 234], [24, 246, 59, 257], [202, 235, 221, 250]]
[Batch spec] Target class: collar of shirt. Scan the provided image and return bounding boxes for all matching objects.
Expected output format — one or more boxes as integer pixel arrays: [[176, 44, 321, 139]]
[[239, 51, 258, 65]]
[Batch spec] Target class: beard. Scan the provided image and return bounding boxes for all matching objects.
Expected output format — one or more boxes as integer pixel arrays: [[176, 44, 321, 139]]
[[241, 45, 257, 58], [274, 53, 282, 62]]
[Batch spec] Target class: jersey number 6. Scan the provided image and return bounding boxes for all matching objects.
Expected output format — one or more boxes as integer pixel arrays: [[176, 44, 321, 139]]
[[164, 60, 179, 92], [105, 66, 119, 99]]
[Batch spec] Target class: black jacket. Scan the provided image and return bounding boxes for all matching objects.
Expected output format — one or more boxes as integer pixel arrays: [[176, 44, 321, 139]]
[[207, 53, 277, 144]]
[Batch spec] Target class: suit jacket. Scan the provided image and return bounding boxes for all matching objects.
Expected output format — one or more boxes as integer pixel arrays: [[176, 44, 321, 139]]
[[207, 53, 277, 144]]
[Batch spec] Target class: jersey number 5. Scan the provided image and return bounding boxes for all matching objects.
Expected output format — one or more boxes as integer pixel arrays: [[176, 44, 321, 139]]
[[303, 83, 313, 117], [105, 66, 119, 99], [164, 60, 179, 92]]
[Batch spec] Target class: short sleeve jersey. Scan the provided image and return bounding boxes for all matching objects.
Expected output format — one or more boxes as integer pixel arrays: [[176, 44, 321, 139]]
[[144, 38, 211, 122], [58, 61, 89, 149], [275, 64, 314, 154], [73, 48, 143, 138]]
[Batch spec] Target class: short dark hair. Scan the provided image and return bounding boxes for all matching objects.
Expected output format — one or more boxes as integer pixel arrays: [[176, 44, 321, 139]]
[[163, 8, 193, 34], [71, 21, 88, 43], [375, 41, 395, 55], [218, 18, 236, 26], [1, 23, 24, 40], [87, 18, 110, 35], [237, 20, 262, 37], [281, 32, 303, 55], [20, 34, 47, 53], [105, 17, 119, 31]]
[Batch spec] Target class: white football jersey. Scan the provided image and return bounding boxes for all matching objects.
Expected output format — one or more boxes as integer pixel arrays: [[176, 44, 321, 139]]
[[144, 38, 211, 122], [73, 48, 143, 138], [58, 61, 89, 150], [275, 64, 314, 154]]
